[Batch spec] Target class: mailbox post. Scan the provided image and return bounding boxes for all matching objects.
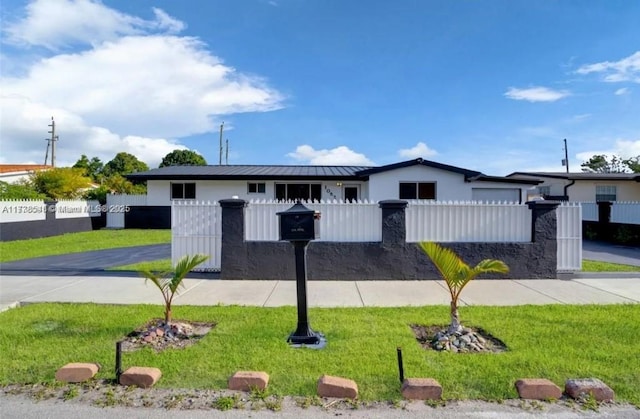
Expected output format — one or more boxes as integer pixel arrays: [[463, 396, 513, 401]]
[[277, 201, 324, 346]]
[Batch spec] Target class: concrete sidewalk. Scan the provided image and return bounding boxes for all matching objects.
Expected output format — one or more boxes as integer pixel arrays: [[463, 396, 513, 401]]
[[2, 275, 639, 312]]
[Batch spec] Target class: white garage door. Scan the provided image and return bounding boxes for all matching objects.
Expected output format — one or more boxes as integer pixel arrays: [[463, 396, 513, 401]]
[[472, 188, 520, 203]]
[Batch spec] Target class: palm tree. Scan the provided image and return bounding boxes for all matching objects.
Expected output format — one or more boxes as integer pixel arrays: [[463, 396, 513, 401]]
[[418, 242, 509, 334], [141, 254, 209, 324]]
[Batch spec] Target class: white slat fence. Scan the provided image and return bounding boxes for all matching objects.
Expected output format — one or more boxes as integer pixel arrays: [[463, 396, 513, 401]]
[[172, 200, 221, 271], [405, 200, 531, 242], [245, 199, 381, 241], [611, 202, 640, 225]]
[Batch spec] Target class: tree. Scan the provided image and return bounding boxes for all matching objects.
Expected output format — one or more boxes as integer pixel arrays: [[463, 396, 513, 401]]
[[103, 174, 146, 194], [580, 154, 638, 173], [623, 156, 640, 173], [159, 149, 207, 167], [73, 155, 104, 181], [418, 242, 509, 334], [103, 152, 149, 177], [141, 254, 209, 324], [28, 167, 92, 200], [0, 181, 47, 200]]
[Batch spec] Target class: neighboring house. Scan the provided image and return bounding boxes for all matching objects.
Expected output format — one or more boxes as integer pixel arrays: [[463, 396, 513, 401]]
[[507, 172, 640, 201], [0, 164, 51, 184], [127, 158, 540, 205]]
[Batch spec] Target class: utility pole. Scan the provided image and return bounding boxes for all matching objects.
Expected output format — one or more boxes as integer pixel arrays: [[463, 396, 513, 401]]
[[45, 117, 58, 167], [219, 122, 224, 165], [225, 139, 229, 165], [562, 138, 569, 173]]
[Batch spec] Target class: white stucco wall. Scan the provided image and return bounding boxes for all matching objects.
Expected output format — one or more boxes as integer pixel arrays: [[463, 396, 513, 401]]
[[567, 180, 640, 201], [146, 179, 367, 205], [367, 166, 533, 202], [0, 171, 32, 184]]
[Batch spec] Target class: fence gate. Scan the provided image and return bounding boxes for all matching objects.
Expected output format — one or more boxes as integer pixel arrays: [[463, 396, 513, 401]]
[[172, 200, 221, 271], [556, 202, 582, 271]]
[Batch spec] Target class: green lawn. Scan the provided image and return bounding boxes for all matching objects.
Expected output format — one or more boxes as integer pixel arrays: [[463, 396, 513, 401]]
[[1, 303, 638, 405], [0, 230, 171, 263], [582, 259, 639, 272], [107, 258, 172, 272]]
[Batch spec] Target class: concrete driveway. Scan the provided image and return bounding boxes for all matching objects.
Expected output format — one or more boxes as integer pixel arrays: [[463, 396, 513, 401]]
[[582, 240, 640, 267]]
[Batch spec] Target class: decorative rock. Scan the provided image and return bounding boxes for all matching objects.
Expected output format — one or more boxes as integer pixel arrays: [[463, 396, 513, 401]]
[[401, 378, 442, 400], [515, 378, 562, 400], [228, 371, 270, 391], [565, 378, 614, 402], [119, 366, 162, 388], [317, 375, 358, 399], [55, 363, 100, 383]]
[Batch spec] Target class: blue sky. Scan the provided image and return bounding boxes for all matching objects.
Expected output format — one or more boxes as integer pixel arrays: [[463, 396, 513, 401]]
[[1, 0, 639, 175]]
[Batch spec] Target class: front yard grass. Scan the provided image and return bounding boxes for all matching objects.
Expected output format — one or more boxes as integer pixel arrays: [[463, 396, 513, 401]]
[[0, 230, 171, 263], [1, 303, 638, 405], [582, 259, 639, 272]]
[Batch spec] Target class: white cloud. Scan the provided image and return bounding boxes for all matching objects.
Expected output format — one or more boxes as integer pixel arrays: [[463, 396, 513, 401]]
[[398, 142, 437, 159], [3, 0, 181, 49], [0, 0, 284, 167], [576, 51, 640, 83], [504, 86, 571, 102], [287, 145, 374, 165], [2, 35, 284, 138], [0, 95, 186, 167], [576, 139, 640, 162], [615, 87, 630, 96]]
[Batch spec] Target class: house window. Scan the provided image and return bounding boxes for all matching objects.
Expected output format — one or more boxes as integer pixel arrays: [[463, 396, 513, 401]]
[[248, 182, 266, 194], [595, 185, 616, 202], [275, 183, 322, 201], [538, 186, 551, 196], [399, 182, 436, 199], [171, 183, 196, 199]]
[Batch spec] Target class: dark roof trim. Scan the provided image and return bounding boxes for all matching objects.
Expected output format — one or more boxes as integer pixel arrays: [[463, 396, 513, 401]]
[[356, 158, 481, 177], [468, 175, 541, 185], [507, 171, 640, 181]]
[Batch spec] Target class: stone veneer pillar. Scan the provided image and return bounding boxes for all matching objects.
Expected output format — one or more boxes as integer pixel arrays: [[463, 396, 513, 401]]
[[379, 200, 408, 246], [219, 199, 247, 278]]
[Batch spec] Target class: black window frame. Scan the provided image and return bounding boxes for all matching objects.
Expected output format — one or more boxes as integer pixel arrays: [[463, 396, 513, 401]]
[[274, 183, 322, 201], [399, 182, 436, 200], [171, 182, 196, 200], [248, 182, 266, 194], [595, 185, 616, 202]]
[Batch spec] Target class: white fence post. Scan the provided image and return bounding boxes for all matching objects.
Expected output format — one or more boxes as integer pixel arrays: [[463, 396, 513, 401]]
[[556, 202, 582, 271]]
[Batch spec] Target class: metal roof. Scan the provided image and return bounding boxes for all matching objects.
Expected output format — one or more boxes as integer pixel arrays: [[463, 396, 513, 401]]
[[127, 164, 373, 181]]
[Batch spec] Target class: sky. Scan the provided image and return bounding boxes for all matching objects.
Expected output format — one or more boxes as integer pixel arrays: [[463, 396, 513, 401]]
[[1, 0, 639, 175]]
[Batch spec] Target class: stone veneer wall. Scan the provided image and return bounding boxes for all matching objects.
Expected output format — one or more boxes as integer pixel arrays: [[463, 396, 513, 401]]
[[219, 199, 559, 280]]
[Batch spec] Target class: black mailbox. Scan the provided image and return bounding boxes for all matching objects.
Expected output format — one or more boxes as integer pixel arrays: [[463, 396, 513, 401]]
[[277, 201, 316, 242]]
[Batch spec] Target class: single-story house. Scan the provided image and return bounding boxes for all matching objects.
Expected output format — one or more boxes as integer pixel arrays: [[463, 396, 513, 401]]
[[507, 171, 640, 202], [127, 158, 540, 205], [0, 164, 51, 184]]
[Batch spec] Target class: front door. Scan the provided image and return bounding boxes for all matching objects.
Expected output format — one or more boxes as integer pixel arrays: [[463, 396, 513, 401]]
[[343, 185, 359, 202]]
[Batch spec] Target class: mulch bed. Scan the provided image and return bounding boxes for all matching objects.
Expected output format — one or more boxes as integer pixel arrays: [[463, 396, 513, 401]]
[[121, 319, 215, 352], [411, 324, 508, 353]]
